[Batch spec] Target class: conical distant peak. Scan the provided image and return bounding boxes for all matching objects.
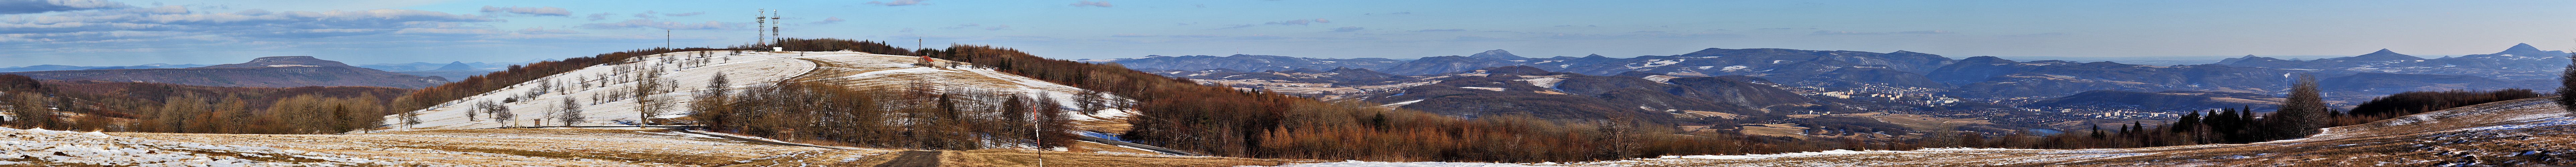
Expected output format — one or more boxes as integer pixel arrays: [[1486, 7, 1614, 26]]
[[2360, 49, 2404, 56], [435, 61, 475, 70], [2505, 43, 2543, 52]]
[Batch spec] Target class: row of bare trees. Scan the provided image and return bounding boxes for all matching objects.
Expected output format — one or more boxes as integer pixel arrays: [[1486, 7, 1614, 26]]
[[693, 79, 1076, 150], [769, 39, 1774, 162], [0, 74, 408, 134]]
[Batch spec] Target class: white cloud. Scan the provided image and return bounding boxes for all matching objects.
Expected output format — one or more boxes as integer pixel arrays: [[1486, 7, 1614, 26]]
[[1815, 30, 1956, 35], [2003, 32, 2069, 37], [631, 11, 657, 19], [0, 6, 497, 36], [984, 24, 1011, 30], [1811, 30, 1881, 35], [1231, 35, 1288, 40], [810, 17, 844, 24], [517, 27, 583, 34], [1330, 26, 1364, 32], [1070, 1, 1112, 7], [576, 19, 736, 30], [866, 0, 925, 6], [1223, 18, 1330, 28], [585, 13, 613, 21], [479, 6, 570, 16], [1266, 18, 1328, 25], [0, 0, 132, 14], [940, 23, 980, 29]]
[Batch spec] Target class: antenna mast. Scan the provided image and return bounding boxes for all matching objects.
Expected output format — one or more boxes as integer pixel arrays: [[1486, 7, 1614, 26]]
[[755, 9, 766, 47], [770, 11, 781, 42]]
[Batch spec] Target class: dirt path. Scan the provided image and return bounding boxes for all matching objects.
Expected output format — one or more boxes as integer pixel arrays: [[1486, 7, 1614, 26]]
[[874, 151, 944, 167], [785, 57, 928, 83], [666, 128, 849, 150]]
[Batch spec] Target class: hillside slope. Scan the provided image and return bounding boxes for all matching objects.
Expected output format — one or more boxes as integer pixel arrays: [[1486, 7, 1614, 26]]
[[1290, 97, 2576, 166], [1604, 97, 2574, 166], [374, 50, 1130, 132]]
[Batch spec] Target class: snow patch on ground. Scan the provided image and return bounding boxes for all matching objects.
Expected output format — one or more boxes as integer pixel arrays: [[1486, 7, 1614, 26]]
[[1457, 87, 1506, 91], [1379, 100, 1426, 108], [1266, 160, 1563, 167], [1664, 149, 1881, 160], [1, 127, 396, 166], [1515, 77, 1564, 90], [1641, 75, 1681, 84]]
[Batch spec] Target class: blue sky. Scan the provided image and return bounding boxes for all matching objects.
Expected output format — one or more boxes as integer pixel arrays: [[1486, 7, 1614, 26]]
[[2, 0, 2571, 67]]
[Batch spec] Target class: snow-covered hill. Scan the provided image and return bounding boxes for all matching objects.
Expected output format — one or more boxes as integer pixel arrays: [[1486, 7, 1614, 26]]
[[373, 50, 1131, 132]]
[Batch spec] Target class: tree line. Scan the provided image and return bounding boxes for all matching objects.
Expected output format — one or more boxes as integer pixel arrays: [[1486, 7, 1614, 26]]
[[693, 80, 1078, 150], [0, 74, 409, 134], [743, 38, 1769, 162]]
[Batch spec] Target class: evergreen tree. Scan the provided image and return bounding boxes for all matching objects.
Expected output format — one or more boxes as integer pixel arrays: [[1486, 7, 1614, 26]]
[[2088, 124, 2106, 139], [2174, 111, 2201, 132]]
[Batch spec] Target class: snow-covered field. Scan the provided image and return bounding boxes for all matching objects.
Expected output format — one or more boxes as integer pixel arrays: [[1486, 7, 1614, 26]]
[[376, 50, 1134, 132], [4, 127, 876, 166], [10, 127, 1323, 166], [1272, 97, 2576, 166]]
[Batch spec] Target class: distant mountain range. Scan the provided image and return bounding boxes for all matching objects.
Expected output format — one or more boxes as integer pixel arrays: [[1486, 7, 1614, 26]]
[[0, 63, 211, 72], [354, 61, 531, 71], [1096, 43, 2565, 114], [356, 61, 538, 82], [2, 56, 448, 88], [2214, 43, 2569, 80], [6, 59, 536, 82]]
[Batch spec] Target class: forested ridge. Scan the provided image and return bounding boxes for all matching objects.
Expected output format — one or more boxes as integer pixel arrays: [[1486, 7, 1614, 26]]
[[1964, 77, 2545, 149], [0, 74, 412, 134]]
